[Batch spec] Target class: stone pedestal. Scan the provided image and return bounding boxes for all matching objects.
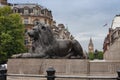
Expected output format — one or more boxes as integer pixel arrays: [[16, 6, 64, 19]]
[[7, 59, 88, 75], [7, 59, 120, 76]]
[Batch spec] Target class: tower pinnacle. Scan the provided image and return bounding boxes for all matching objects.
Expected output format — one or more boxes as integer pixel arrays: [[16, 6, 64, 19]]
[[88, 38, 94, 53]]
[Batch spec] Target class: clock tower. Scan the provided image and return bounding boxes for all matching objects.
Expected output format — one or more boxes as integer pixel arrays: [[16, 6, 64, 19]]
[[88, 38, 94, 53]]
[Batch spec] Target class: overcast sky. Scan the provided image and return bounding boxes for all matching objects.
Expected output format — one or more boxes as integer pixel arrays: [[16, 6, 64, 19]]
[[8, 0, 120, 52]]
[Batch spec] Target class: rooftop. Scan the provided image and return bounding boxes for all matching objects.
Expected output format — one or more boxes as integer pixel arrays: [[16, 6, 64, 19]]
[[11, 3, 48, 10], [111, 15, 120, 29]]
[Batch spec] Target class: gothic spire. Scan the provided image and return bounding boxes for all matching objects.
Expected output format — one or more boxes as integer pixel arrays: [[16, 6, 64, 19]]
[[88, 38, 94, 53]]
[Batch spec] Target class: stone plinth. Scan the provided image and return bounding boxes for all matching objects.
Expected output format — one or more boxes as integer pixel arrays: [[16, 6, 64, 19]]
[[89, 60, 120, 76], [7, 59, 120, 76], [7, 59, 88, 75]]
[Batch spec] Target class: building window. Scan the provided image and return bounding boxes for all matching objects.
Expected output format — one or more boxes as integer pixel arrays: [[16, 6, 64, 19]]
[[33, 8, 39, 15], [13, 8, 18, 13], [24, 18, 29, 24], [25, 29, 28, 33], [45, 19, 47, 24], [24, 39, 29, 45], [24, 8, 29, 15], [33, 19, 39, 25], [41, 10, 44, 14]]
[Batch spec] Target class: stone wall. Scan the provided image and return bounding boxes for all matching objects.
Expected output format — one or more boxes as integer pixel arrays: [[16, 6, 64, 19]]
[[104, 38, 120, 60], [89, 60, 120, 76], [7, 59, 120, 76]]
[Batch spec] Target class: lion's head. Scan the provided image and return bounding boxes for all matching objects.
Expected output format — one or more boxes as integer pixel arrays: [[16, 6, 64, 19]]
[[28, 23, 55, 47]]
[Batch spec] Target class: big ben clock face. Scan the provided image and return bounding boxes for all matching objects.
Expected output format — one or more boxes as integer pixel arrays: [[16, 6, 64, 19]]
[[89, 46, 92, 49]]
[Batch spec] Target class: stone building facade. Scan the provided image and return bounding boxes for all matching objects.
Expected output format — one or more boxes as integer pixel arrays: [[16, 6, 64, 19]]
[[12, 4, 53, 26], [0, 0, 7, 5], [103, 15, 120, 60], [51, 23, 74, 40]]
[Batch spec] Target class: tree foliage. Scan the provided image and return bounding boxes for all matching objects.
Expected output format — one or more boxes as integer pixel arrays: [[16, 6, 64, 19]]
[[88, 51, 103, 60], [0, 6, 26, 64], [97, 51, 103, 59], [88, 52, 94, 60]]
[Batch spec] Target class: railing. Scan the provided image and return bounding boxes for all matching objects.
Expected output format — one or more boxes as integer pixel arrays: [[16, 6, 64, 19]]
[[0, 67, 120, 80]]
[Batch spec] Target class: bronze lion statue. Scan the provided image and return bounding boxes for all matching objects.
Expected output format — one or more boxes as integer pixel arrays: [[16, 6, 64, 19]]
[[13, 23, 84, 59]]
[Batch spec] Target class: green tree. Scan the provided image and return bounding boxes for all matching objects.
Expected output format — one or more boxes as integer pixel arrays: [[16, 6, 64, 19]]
[[88, 51, 103, 60], [97, 51, 103, 59], [88, 52, 94, 60], [0, 6, 26, 64]]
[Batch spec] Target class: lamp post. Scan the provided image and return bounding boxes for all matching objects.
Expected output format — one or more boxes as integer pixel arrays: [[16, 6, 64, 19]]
[[117, 70, 120, 80], [0, 66, 7, 80], [94, 49, 98, 59]]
